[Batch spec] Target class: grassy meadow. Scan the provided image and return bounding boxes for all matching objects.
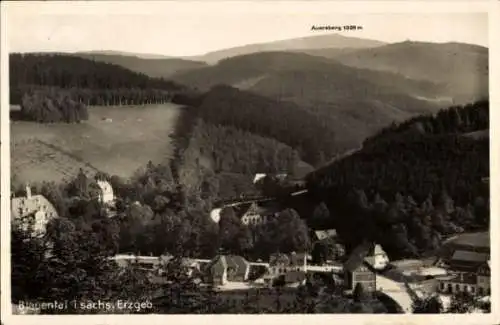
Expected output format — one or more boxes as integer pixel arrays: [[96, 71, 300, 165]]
[[11, 104, 182, 184]]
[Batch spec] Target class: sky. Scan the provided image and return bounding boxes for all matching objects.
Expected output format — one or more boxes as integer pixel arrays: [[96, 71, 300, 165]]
[[5, 2, 489, 57]]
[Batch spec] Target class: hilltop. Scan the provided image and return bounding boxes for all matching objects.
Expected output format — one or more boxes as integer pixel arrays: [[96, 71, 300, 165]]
[[326, 41, 488, 104], [188, 33, 385, 64]]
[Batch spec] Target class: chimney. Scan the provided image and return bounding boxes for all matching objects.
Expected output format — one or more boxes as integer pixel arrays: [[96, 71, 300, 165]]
[[26, 183, 32, 199]]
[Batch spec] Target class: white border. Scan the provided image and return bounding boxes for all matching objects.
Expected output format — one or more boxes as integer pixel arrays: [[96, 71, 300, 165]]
[[1, 1, 499, 325]]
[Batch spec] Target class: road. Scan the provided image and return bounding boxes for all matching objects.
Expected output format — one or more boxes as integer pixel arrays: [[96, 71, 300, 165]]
[[376, 274, 414, 313]]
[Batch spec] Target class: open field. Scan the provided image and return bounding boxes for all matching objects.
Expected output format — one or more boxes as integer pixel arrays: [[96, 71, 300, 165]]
[[11, 104, 182, 183]]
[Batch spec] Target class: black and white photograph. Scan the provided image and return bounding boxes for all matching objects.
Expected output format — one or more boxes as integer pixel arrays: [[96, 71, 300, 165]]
[[0, 0, 498, 322]]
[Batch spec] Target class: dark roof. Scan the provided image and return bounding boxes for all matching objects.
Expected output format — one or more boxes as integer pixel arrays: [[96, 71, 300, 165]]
[[227, 255, 249, 279], [448, 232, 490, 248], [207, 255, 227, 277], [451, 250, 489, 263], [344, 241, 373, 273], [207, 255, 249, 280]]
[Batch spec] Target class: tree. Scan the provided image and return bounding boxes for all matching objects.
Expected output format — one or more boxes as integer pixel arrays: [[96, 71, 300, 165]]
[[12, 215, 151, 314], [353, 282, 367, 303], [311, 202, 330, 227], [11, 216, 46, 303], [274, 209, 311, 253], [311, 238, 338, 265], [448, 292, 476, 313], [413, 295, 444, 313]]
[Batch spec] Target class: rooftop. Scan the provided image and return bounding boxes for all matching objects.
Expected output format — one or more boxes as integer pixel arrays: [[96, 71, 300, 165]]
[[208, 255, 250, 280], [451, 250, 489, 263], [344, 241, 373, 273], [314, 229, 337, 241], [242, 201, 282, 217], [447, 232, 489, 248]]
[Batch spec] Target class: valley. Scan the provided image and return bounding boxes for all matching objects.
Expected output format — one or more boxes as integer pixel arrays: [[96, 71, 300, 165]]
[[8, 28, 491, 316]]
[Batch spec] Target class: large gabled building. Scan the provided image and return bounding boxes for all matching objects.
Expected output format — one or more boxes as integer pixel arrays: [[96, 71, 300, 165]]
[[437, 250, 490, 296], [205, 255, 250, 286], [11, 184, 58, 235], [239, 201, 283, 226]]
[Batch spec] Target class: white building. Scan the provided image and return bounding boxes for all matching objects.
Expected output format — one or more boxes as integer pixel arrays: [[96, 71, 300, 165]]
[[253, 173, 267, 184], [373, 244, 390, 270], [240, 202, 281, 226], [96, 179, 115, 205], [437, 250, 490, 296], [11, 184, 58, 235], [210, 208, 222, 223]]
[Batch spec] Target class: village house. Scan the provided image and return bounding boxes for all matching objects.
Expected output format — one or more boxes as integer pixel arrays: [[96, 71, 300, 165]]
[[437, 250, 490, 296], [365, 244, 390, 270], [269, 252, 308, 276], [11, 184, 58, 235], [253, 173, 288, 185], [205, 255, 250, 286], [314, 229, 338, 241], [210, 201, 283, 226], [239, 201, 282, 226], [96, 178, 115, 206], [210, 207, 222, 223], [310, 229, 346, 263]]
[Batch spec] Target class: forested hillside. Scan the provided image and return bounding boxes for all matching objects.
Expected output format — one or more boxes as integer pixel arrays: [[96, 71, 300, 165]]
[[195, 85, 338, 166], [179, 119, 304, 202], [73, 52, 207, 79], [301, 100, 489, 259], [10, 53, 191, 123], [10, 53, 184, 91], [9, 53, 188, 105], [330, 41, 488, 104], [364, 100, 489, 146], [173, 51, 441, 149]]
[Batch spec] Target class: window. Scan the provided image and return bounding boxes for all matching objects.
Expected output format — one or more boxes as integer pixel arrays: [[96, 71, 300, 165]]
[[471, 286, 475, 293], [455, 284, 460, 292]]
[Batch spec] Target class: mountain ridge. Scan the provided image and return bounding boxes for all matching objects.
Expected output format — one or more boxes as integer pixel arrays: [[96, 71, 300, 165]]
[[186, 33, 386, 64]]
